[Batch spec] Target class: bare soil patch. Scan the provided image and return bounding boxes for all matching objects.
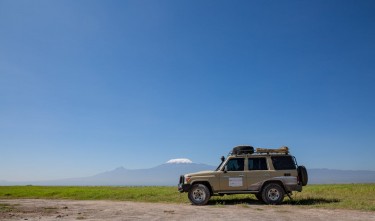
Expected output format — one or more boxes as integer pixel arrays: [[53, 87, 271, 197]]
[[1, 199, 374, 221]]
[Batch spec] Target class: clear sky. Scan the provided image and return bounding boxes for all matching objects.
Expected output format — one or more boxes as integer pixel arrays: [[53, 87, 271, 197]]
[[1, 0, 375, 181]]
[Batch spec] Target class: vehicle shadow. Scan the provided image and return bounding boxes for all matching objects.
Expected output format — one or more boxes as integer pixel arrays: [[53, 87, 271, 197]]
[[286, 197, 341, 205], [208, 198, 262, 206], [208, 197, 340, 206]]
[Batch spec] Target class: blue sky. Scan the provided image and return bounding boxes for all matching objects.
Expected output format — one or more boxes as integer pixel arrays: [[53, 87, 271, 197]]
[[1, 0, 375, 181]]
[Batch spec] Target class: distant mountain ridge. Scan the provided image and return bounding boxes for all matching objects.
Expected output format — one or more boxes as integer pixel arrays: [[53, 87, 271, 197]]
[[1, 164, 374, 186], [0, 162, 215, 186], [307, 168, 375, 184]]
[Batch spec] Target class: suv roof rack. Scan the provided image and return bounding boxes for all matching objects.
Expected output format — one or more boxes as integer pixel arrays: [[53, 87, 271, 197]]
[[256, 146, 289, 154], [229, 146, 290, 156]]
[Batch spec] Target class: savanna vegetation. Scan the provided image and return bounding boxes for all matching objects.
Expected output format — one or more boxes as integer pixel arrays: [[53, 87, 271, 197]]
[[0, 184, 374, 211]]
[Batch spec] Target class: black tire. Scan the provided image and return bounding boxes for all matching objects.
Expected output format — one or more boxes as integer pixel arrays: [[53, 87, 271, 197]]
[[255, 193, 264, 203], [261, 183, 285, 205], [298, 165, 308, 186], [188, 184, 211, 205]]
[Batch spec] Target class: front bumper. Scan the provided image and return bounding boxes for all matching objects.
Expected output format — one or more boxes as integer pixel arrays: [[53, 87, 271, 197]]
[[178, 183, 191, 192]]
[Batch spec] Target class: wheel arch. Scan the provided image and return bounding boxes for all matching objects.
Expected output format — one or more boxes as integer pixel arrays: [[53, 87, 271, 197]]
[[191, 181, 214, 195], [261, 180, 287, 193]]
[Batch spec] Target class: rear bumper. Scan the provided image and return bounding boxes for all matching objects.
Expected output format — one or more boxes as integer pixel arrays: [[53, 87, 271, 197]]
[[285, 184, 303, 192], [178, 184, 191, 193]]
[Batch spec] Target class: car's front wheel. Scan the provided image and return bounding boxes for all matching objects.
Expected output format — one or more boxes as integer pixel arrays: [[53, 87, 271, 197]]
[[261, 183, 285, 205], [188, 184, 211, 205]]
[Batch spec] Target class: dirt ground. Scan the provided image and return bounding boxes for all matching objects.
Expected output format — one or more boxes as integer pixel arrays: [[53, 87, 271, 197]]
[[1, 199, 374, 221]]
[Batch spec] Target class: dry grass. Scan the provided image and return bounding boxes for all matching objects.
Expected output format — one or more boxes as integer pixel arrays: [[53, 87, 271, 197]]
[[0, 184, 374, 211]]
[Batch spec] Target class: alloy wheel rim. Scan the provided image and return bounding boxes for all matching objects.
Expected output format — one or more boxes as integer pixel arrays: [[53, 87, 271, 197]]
[[192, 188, 205, 202], [267, 188, 280, 201]]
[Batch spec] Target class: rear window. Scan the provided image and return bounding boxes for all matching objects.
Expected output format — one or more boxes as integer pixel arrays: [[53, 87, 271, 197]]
[[271, 156, 296, 170], [248, 158, 268, 170]]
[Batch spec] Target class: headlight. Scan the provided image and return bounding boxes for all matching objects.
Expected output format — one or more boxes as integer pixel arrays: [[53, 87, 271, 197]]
[[184, 176, 191, 183]]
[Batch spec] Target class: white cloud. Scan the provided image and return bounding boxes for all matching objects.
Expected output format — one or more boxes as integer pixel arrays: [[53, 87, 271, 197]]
[[166, 158, 193, 164]]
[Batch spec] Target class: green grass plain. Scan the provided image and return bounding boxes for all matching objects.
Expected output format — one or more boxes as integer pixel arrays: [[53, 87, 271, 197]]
[[0, 184, 374, 211]]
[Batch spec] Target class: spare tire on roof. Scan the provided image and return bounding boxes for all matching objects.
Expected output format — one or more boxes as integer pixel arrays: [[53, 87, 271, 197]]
[[232, 146, 254, 155]]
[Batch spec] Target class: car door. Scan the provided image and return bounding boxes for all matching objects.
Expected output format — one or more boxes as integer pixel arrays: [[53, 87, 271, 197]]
[[246, 157, 269, 191], [219, 157, 247, 191]]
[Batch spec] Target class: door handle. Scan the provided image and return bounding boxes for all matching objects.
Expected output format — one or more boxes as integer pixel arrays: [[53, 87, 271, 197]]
[[238, 175, 244, 177]]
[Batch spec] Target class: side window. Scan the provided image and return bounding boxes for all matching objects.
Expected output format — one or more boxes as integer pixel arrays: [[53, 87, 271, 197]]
[[248, 158, 268, 170], [271, 156, 296, 170], [225, 158, 244, 171]]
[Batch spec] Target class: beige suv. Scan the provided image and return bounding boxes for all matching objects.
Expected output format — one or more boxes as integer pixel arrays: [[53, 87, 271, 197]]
[[178, 145, 308, 205]]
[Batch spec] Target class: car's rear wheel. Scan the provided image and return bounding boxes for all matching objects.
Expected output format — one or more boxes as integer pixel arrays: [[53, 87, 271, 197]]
[[188, 184, 211, 205], [261, 183, 285, 205]]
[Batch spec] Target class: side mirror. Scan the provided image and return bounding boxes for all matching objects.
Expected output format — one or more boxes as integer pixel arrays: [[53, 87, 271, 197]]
[[224, 165, 228, 173], [221, 156, 225, 162]]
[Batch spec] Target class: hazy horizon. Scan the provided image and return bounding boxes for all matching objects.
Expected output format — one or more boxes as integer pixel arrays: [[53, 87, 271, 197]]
[[1, 158, 375, 183], [1, 160, 375, 185]]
